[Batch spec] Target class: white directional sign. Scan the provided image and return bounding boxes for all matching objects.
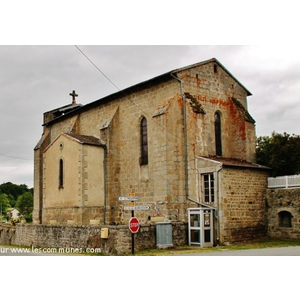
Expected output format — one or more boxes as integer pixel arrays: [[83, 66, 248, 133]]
[[124, 205, 150, 211], [118, 196, 139, 201]]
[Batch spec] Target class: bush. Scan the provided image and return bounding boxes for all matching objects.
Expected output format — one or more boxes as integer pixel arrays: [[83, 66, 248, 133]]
[[25, 212, 32, 223], [10, 217, 20, 226]]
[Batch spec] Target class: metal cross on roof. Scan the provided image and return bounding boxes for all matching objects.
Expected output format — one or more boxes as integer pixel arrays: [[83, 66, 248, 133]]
[[69, 90, 78, 105]]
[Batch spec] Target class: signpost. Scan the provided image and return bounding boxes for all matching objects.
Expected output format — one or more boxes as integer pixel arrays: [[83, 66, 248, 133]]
[[129, 206, 137, 255], [118, 194, 150, 255]]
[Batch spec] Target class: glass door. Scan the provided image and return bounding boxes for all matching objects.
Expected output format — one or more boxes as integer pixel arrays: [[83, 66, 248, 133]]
[[188, 209, 201, 246], [202, 209, 213, 247]]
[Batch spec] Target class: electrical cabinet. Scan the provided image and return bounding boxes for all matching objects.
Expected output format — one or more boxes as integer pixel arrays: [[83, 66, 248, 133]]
[[156, 222, 173, 248]]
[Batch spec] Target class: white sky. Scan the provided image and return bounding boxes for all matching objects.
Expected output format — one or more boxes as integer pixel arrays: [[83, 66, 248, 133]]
[[0, 2, 299, 189]]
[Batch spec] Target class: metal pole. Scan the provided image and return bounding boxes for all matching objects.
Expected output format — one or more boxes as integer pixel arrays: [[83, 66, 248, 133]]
[[131, 202, 134, 255]]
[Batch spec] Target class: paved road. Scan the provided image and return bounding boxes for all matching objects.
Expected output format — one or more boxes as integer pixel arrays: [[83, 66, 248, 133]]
[[178, 246, 300, 256]]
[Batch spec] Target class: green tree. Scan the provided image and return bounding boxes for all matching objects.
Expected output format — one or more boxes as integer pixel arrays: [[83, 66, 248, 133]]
[[15, 192, 33, 216], [0, 193, 11, 216], [0, 182, 32, 207], [256, 132, 300, 177], [7, 194, 16, 207], [0, 182, 30, 198]]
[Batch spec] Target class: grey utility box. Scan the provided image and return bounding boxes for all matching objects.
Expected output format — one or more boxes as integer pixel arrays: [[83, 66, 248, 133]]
[[156, 222, 173, 248]]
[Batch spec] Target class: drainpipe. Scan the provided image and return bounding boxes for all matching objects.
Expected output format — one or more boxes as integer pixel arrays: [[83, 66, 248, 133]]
[[215, 164, 222, 245], [103, 145, 107, 225]]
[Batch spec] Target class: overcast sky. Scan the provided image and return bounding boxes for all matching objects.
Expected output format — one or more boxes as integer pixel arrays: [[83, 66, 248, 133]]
[[1, 45, 300, 188]]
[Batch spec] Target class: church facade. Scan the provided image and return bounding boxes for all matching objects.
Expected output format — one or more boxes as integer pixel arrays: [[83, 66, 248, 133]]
[[33, 58, 269, 245]]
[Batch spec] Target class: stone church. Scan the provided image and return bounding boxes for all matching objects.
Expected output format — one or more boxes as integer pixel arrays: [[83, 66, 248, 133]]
[[33, 58, 270, 245]]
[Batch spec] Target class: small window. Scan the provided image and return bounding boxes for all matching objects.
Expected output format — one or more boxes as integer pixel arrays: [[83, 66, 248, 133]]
[[140, 117, 148, 165], [203, 173, 214, 203], [279, 211, 292, 227], [214, 112, 222, 156], [59, 158, 64, 188], [214, 64, 218, 73]]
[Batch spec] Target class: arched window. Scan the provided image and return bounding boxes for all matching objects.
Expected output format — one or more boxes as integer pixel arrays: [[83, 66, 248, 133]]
[[214, 112, 222, 156], [279, 211, 292, 227], [140, 117, 148, 165], [59, 158, 64, 188]]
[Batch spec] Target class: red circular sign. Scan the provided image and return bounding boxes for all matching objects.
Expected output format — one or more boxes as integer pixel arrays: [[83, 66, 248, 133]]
[[129, 217, 140, 233]]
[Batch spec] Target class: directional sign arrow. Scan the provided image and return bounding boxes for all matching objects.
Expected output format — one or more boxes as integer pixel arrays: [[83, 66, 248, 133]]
[[118, 196, 139, 201], [124, 205, 150, 211]]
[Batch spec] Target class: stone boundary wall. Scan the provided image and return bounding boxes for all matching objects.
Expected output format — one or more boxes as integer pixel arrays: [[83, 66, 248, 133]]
[[267, 188, 300, 239], [0, 222, 187, 255]]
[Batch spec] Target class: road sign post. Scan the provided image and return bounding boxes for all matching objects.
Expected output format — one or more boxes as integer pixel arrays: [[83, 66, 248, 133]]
[[118, 195, 149, 254]]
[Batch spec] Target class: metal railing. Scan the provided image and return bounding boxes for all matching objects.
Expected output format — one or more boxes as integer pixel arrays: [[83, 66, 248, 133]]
[[268, 175, 300, 189]]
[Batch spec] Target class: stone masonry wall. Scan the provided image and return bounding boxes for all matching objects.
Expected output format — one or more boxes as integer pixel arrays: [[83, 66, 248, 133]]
[[0, 222, 187, 255], [219, 167, 269, 243], [267, 188, 300, 239]]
